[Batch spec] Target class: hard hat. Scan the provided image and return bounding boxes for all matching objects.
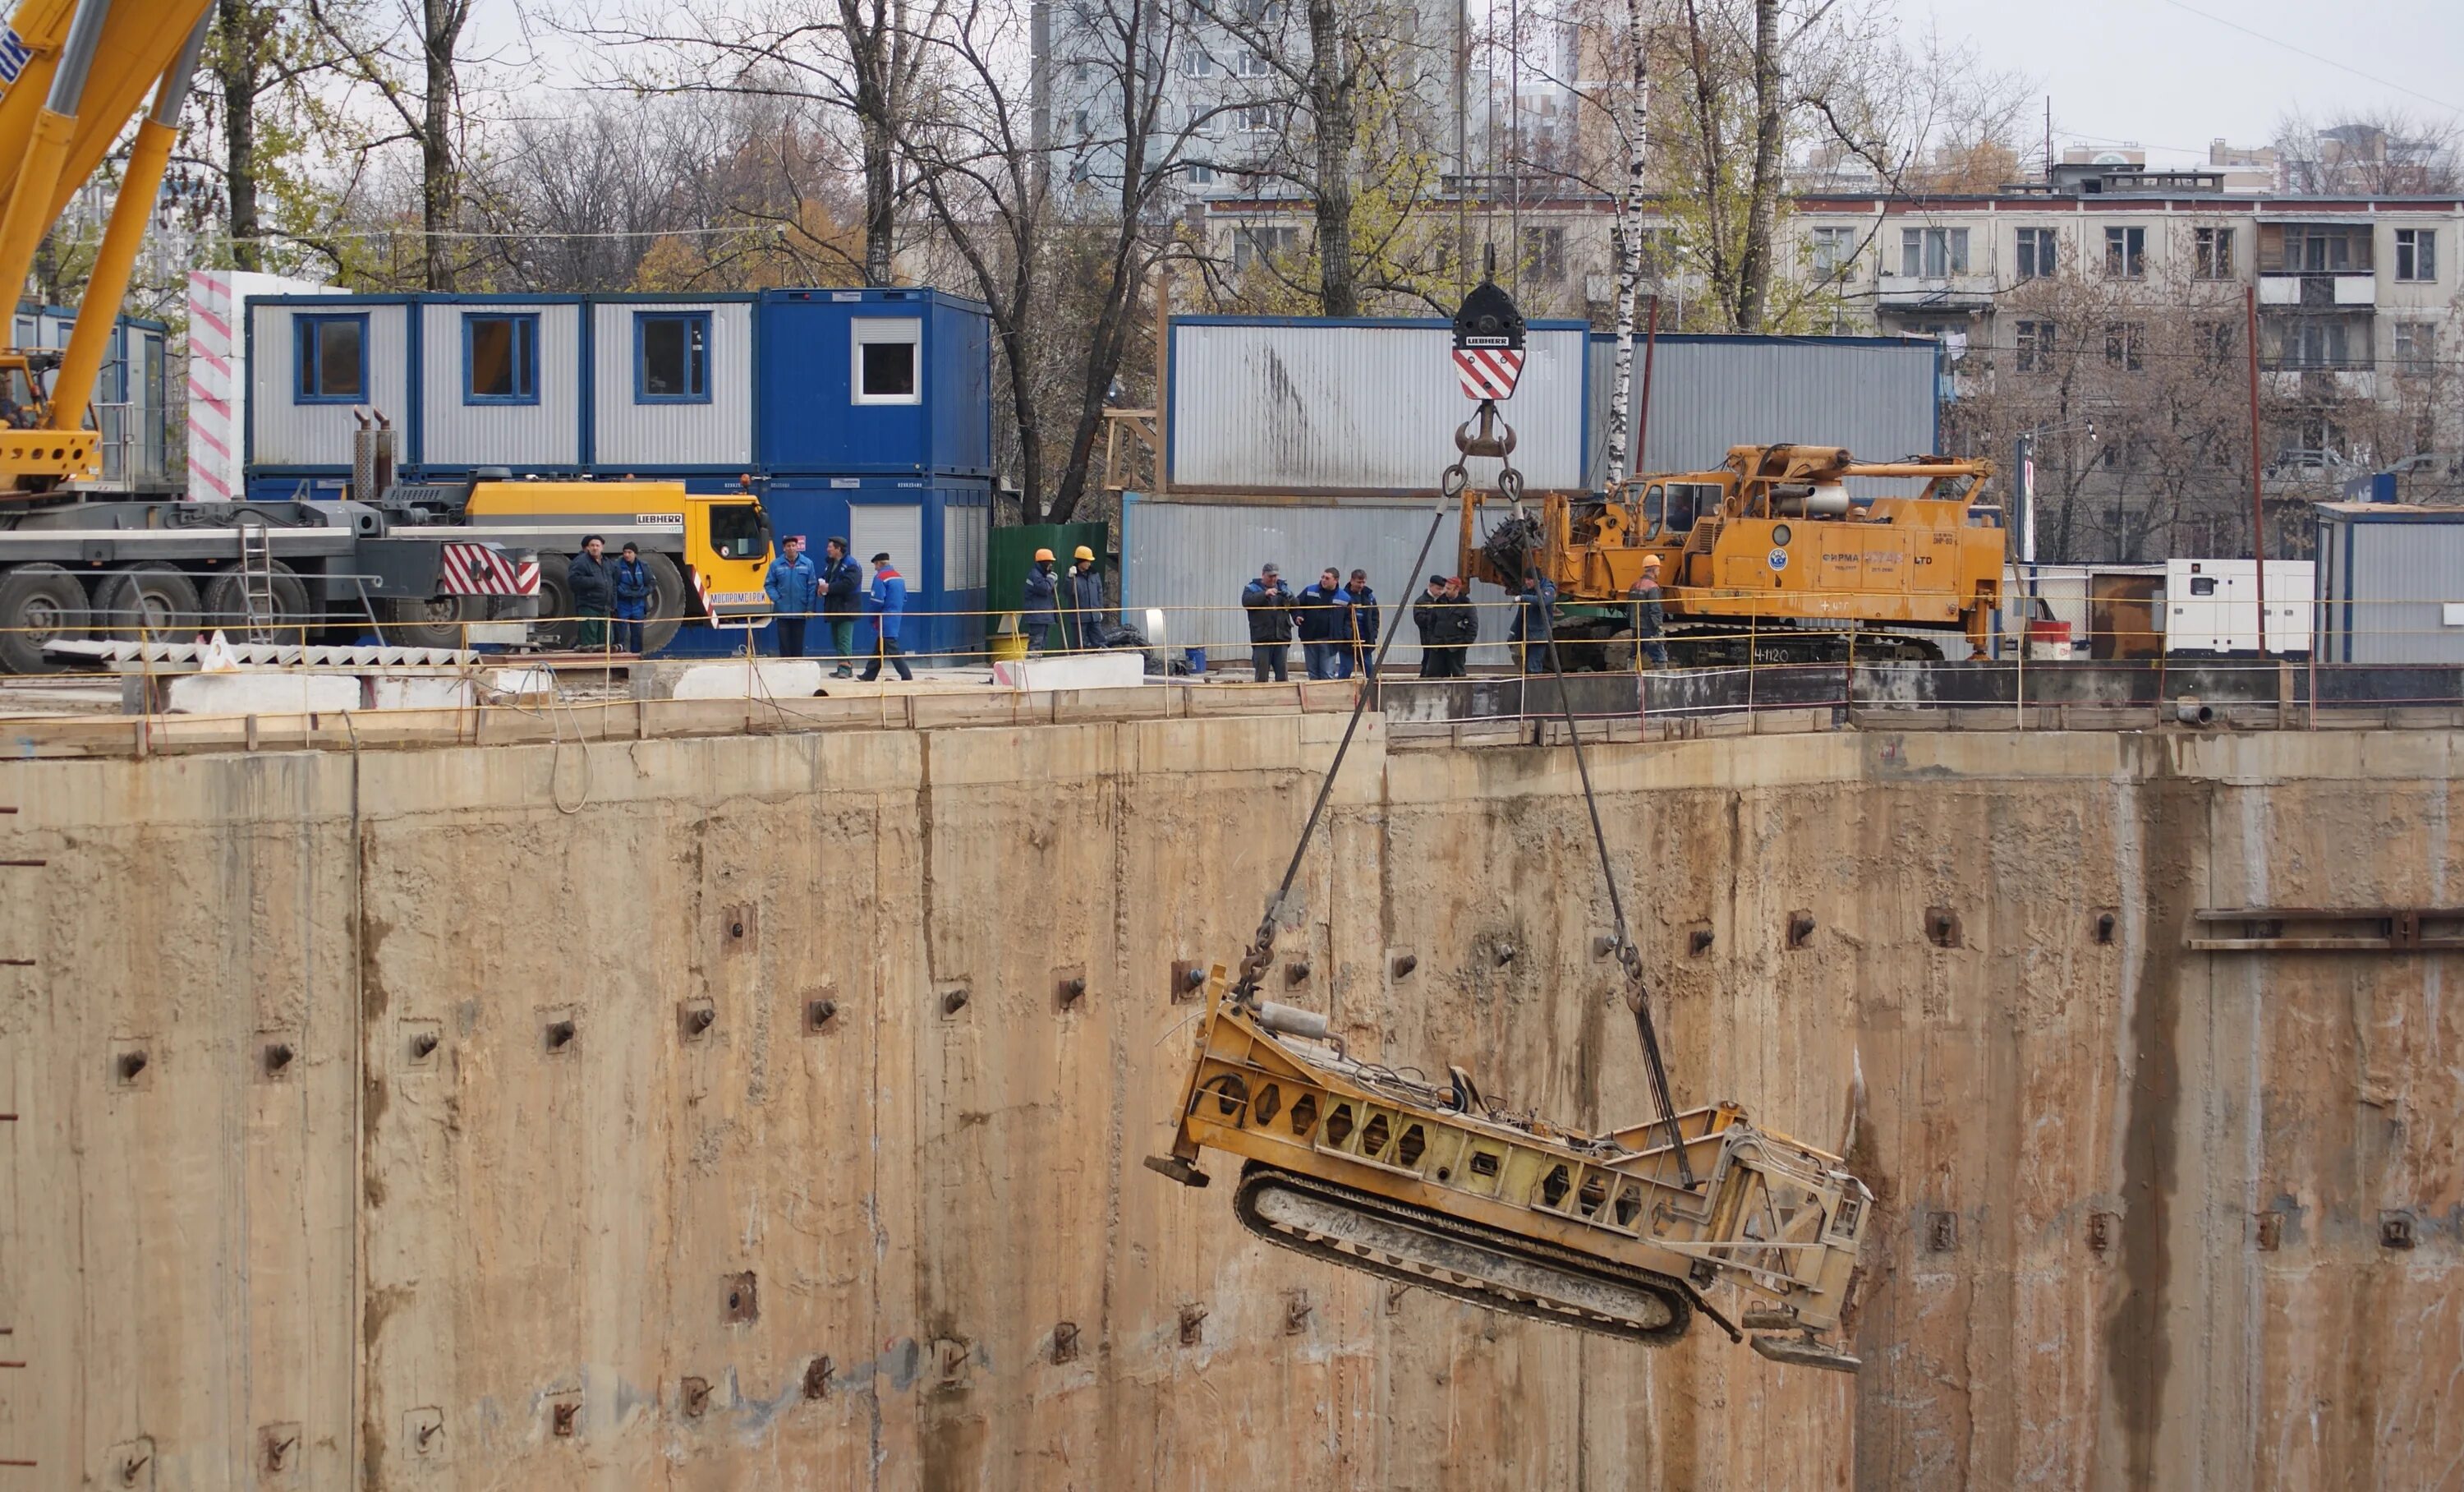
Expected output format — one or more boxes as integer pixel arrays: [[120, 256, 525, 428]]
[[1073, 545, 1096, 561], [1642, 553, 1663, 569], [1034, 547, 1055, 562]]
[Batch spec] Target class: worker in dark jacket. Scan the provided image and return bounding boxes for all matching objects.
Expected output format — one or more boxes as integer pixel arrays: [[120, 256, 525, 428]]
[[1511, 573, 1557, 672], [1344, 568, 1380, 679], [764, 534, 820, 657], [1626, 553, 1669, 669], [1296, 567, 1353, 679], [1243, 562, 1294, 681], [612, 542, 654, 655], [1412, 574, 1452, 678], [861, 551, 913, 681], [1061, 545, 1105, 650], [1021, 547, 1060, 654], [1441, 578, 1480, 675], [568, 534, 616, 649], [819, 536, 862, 678]]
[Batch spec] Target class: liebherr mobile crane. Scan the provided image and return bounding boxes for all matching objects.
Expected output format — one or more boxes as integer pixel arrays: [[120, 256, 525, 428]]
[[1148, 274, 1871, 1373], [0, 0, 774, 670]]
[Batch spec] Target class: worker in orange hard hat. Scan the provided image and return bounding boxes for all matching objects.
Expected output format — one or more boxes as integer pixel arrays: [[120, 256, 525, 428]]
[[1023, 547, 1060, 654], [1627, 553, 1669, 670], [1062, 545, 1104, 652]]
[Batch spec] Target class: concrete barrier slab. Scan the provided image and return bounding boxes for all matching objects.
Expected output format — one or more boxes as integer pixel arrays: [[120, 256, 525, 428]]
[[164, 671, 363, 716], [991, 652, 1147, 692], [371, 676, 477, 711], [669, 661, 827, 701]]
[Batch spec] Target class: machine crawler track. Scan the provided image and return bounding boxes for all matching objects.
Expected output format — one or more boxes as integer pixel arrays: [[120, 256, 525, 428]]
[[1234, 1163, 1695, 1345]]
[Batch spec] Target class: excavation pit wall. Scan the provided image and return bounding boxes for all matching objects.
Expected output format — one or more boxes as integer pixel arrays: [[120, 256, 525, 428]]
[[2, 697, 2457, 1490]]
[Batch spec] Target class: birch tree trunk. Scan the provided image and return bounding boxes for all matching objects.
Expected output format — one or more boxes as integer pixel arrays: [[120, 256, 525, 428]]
[[1605, 0, 1651, 486]]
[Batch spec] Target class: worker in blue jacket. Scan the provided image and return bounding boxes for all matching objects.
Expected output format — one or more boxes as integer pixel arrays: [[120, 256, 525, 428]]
[[1061, 545, 1106, 651], [1021, 547, 1059, 654], [1295, 567, 1353, 679], [765, 535, 821, 657], [1343, 568, 1380, 679], [612, 542, 655, 654], [861, 550, 914, 681]]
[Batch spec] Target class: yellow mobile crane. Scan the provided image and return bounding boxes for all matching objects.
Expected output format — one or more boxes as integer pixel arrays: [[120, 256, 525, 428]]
[[1149, 275, 1870, 1372], [0, 0, 210, 491]]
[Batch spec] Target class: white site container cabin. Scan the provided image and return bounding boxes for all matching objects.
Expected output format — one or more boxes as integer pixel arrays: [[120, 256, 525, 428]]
[[2160, 558, 2313, 656]]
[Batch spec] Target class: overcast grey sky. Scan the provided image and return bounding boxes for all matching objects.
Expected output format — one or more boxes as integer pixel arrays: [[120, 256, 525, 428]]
[[1899, 0, 2464, 166]]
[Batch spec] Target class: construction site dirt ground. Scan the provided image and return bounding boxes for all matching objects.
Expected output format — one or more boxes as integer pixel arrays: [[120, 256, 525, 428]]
[[1, 697, 2457, 1489]]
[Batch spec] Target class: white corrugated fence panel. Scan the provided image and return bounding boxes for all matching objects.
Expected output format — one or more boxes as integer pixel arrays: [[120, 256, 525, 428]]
[[1585, 336, 1940, 492], [591, 301, 755, 468], [1169, 320, 1587, 491], [248, 302, 411, 468], [1122, 495, 1519, 666], [421, 302, 582, 467]]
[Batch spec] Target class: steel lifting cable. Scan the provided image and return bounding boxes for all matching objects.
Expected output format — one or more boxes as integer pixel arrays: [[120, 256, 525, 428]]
[[1230, 412, 1510, 1004], [1531, 573, 1694, 1187]]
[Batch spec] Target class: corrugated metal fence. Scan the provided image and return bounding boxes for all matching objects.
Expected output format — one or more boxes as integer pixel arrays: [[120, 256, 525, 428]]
[[1584, 334, 1941, 489], [1120, 495, 1518, 667]]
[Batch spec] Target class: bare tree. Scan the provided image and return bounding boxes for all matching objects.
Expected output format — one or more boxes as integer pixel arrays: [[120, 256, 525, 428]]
[[900, 0, 1206, 522], [568, 0, 940, 287], [306, 0, 480, 288], [2274, 108, 2462, 196]]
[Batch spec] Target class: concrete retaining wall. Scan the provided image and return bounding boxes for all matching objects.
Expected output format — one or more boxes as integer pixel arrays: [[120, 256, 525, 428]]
[[2, 718, 2459, 1489]]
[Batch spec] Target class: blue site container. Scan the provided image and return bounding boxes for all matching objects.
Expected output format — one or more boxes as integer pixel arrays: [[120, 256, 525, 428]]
[[756, 288, 993, 478], [756, 475, 991, 661]]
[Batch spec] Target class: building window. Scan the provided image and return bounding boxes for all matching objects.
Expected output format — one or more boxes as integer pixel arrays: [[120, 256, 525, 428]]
[[462, 313, 539, 405], [2394, 321, 2439, 366], [1232, 224, 1299, 272], [1186, 163, 1215, 185], [2282, 224, 2371, 273], [2195, 320, 2235, 365], [2103, 226, 2146, 279], [1237, 104, 1276, 133], [635, 311, 710, 403], [1179, 50, 1214, 77], [2194, 226, 2234, 280], [850, 317, 922, 405], [2014, 228, 2056, 280], [2396, 228, 2437, 283], [2103, 321, 2145, 371], [293, 313, 368, 403], [2015, 320, 2056, 373], [1899, 227, 1968, 278], [2278, 320, 2356, 369], [1521, 226, 1566, 281], [1235, 48, 1270, 77], [1809, 225, 1855, 280]]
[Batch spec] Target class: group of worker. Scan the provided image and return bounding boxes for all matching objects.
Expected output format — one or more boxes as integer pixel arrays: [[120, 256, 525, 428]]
[[1019, 546, 1110, 654], [564, 535, 655, 653], [762, 534, 913, 680], [1240, 564, 1386, 682]]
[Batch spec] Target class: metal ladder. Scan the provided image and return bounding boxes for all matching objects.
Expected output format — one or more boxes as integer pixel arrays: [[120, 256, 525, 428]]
[[234, 512, 276, 639]]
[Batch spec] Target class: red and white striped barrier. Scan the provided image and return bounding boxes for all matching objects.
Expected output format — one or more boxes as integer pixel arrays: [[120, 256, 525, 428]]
[[437, 542, 537, 596], [1454, 347, 1524, 401]]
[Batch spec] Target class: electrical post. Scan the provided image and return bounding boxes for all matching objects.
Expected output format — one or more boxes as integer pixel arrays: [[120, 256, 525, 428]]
[[2247, 283, 2267, 662]]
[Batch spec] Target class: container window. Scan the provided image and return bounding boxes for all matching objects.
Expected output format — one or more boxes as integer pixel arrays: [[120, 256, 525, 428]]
[[463, 313, 539, 404], [852, 318, 923, 405], [2190, 576, 2218, 596], [295, 313, 369, 403], [637, 311, 711, 403]]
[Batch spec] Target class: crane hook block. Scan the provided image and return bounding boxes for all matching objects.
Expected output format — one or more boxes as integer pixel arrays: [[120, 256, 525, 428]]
[[1452, 279, 1525, 352]]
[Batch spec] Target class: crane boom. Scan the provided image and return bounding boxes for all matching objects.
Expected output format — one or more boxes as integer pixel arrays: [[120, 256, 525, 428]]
[[0, 0, 212, 493]]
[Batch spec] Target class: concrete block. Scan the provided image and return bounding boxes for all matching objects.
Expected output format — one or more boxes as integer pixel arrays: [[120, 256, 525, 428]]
[[991, 651, 1147, 692], [370, 676, 477, 711], [669, 661, 826, 701], [488, 667, 559, 701], [163, 670, 363, 716]]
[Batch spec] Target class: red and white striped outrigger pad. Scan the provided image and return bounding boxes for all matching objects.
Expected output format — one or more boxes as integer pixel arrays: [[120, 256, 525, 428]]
[[438, 541, 540, 596], [1455, 347, 1524, 400]]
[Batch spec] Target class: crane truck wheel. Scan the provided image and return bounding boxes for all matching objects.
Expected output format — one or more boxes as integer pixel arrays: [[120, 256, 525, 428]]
[[378, 596, 473, 651], [639, 550, 687, 655], [93, 564, 202, 644], [0, 564, 92, 673], [199, 564, 311, 647], [531, 554, 577, 651]]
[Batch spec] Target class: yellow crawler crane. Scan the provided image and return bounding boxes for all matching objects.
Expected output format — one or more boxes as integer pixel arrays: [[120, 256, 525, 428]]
[[0, 0, 214, 492], [1149, 273, 1870, 1372]]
